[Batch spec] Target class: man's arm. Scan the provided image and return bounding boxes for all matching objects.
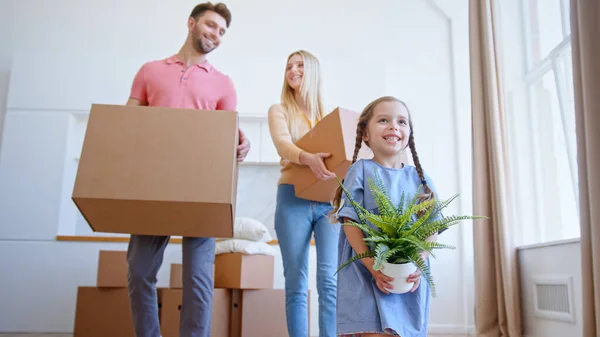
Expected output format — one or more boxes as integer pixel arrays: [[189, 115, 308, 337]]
[[128, 64, 148, 106], [217, 77, 250, 162], [126, 98, 146, 106], [216, 76, 237, 112]]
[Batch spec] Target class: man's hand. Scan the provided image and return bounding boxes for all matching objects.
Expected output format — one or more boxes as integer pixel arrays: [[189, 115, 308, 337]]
[[237, 128, 251, 162]]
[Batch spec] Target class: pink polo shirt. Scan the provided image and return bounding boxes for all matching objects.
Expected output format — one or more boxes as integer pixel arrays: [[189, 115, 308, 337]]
[[129, 55, 237, 111]]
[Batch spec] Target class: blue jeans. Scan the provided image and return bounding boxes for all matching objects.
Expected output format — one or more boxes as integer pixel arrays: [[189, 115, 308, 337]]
[[126, 235, 215, 337], [275, 184, 340, 337]]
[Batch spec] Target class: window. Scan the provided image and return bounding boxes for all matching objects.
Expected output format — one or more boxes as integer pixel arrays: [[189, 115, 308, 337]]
[[501, 0, 579, 246]]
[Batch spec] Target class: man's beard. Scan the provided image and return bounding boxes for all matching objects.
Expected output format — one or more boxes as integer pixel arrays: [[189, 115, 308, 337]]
[[193, 33, 216, 54]]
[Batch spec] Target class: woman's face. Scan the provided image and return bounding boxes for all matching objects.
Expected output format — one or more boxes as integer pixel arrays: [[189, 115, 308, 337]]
[[286, 54, 304, 91]]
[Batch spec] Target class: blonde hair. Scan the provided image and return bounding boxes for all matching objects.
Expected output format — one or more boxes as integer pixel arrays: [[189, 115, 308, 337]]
[[280, 50, 326, 133], [329, 96, 435, 220]]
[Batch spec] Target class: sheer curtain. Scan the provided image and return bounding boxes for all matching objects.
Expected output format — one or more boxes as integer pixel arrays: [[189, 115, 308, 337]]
[[469, 0, 522, 335]]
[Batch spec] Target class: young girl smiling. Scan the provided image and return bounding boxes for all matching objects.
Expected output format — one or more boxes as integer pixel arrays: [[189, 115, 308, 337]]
[[331, 96, 441, 337]]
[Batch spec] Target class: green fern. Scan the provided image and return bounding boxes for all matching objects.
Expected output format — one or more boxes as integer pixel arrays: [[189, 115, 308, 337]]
[[336, 168, 487, 298]]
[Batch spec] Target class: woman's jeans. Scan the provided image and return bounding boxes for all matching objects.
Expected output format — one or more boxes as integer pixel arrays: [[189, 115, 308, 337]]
[[275, 184, 340, 337]]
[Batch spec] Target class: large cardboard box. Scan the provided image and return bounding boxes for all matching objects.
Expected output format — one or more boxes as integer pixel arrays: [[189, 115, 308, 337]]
[[160, 288, 231, 337], [214, 253, 274, 289], [97, 250, 128, 287], [288, 107, 373, 202], [72, 104, 239, 238], [230, 289, 309, 337]]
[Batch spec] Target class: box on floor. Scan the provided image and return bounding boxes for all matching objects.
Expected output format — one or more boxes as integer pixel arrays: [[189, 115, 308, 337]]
[[73, 286, 164, 337], [159, 288, 308, 337]]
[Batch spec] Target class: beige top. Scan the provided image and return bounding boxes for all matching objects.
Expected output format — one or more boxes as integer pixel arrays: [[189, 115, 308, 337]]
[[267, 104, 319, 185]]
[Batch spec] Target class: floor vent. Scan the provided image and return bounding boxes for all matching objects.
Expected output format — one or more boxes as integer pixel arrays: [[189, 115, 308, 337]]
[[532, 275, 576, 323]]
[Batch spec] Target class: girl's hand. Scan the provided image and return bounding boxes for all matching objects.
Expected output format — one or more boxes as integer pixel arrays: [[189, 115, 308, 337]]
[[363, 258, 395, 295], [407, 270, 421, 292], [407, 252, 428, 292], [299, 151, 336, 181]]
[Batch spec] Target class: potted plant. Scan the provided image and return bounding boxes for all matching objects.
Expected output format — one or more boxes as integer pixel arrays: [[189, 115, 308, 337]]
[[335, 170, 486, 297]]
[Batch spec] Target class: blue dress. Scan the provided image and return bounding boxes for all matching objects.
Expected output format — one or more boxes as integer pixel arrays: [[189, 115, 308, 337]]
[[336, 159, 440, 337]]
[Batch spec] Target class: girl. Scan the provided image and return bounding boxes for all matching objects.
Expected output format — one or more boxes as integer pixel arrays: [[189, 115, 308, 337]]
[[330, 96, 440, 337], [267, 50, 339, 337]]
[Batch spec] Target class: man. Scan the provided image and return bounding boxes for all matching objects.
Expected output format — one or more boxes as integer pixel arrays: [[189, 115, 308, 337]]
[[125, 3, 250, 336]]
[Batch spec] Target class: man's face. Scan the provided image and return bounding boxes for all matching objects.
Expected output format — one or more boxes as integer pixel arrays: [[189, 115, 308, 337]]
[[189, 10, 227, 54]]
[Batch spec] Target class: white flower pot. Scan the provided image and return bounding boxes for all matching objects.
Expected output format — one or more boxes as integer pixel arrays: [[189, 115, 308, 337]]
[[381, 261, 417, 294]]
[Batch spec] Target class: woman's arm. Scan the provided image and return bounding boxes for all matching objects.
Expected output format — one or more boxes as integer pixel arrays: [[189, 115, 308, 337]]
[[267, 104, 305, 164], [267, 104, 335, 180]]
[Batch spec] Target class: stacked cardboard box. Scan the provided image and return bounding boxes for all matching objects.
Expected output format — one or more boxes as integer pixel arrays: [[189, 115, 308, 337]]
[[71, 104, 357, 336], [73, 250, 156, 337], [214, 253, 310, 337], [73, 251, 298, 337], [161, 254, 300, 337]]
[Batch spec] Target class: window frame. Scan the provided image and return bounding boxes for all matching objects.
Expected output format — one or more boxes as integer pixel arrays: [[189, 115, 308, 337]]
[[516, 0, 579, 243]]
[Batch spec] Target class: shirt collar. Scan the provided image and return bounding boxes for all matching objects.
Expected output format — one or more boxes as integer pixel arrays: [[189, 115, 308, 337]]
[[166, 54, 213, 72]]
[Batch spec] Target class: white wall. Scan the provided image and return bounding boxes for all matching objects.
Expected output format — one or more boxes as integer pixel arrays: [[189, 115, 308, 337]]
[[0, 0, 474, 335], [518, 239, 583, 337]]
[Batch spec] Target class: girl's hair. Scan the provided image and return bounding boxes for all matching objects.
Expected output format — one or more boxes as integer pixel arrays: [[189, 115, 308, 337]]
[[329, 96, 435, 220], [280, 50, 326, 134]]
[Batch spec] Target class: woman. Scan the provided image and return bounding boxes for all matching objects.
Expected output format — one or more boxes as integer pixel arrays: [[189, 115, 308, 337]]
[[267, 50, 339, 337]]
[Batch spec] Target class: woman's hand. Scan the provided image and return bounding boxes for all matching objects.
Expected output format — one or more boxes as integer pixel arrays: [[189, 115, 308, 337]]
[[299, 151, 336, 181], [363, 258, 395, 295]]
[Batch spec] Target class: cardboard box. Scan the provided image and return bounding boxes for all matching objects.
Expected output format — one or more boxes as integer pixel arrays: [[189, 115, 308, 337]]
[[73, 287, 134, 337], [72, 104, 239, 238], [230, 289, 309, 337], [160, 288, 231, 337], [288, 107, 373, 202], [73, 287, 133, 337], [73, 287, 164, 337], [169, 263, 216, 289], [97, 250, 128, 287], [170, 263, 183, 288], [214, 253, 274, 289]]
